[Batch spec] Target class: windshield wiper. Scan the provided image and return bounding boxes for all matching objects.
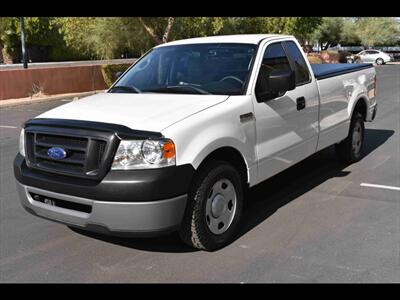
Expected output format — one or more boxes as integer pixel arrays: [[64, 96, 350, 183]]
[[109, 85, 141, 93], [143, 85, 210, 95]]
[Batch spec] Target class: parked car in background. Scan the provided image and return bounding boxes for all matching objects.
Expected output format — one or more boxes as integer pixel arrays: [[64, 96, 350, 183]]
[[376, 46, 400, 62], [349, 50, 392, 65]]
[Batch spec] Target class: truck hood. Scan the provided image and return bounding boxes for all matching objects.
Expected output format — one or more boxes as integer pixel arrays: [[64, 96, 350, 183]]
[[37, 93, 229, 132]]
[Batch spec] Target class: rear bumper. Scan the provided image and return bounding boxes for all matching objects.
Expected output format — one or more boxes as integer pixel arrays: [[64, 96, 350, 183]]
[[16, 181, 187, 236], [366, 103, 377, 122]]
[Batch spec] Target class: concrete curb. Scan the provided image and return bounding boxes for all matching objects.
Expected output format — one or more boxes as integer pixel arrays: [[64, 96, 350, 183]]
[[0, 90, 107, 108]]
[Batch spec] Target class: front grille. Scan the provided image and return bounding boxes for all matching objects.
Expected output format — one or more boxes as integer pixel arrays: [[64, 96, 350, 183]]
[[25, 129, 113, 180], [32, 133, 88, 174], [30, 192, 92, 213], [36, 134, 88, 148], [22, 118, 158, 181]]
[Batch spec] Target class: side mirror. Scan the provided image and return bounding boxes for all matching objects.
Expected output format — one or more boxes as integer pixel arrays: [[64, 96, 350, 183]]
[[268, 69, 295, 94], [115, 71, 123, 79], [256, 69, 295, 102]]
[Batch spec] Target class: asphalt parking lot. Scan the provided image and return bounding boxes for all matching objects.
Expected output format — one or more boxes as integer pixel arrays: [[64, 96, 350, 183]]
[[0, 65, 399, 283]]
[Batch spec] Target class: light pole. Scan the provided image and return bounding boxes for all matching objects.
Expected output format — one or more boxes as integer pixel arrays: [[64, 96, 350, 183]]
[[20, 17, 28, 69]]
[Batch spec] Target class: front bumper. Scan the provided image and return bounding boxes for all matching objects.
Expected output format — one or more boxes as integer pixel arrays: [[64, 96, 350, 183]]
[[14, 154, 193, 236], [16, 182, 187, 236], [14, 153, 194, 202]]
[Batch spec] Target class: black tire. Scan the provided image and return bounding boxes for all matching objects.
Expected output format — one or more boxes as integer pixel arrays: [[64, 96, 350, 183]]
[[335, 112, 365, 164], [179, 160, 244, 251], [376, 58, 384, 65]]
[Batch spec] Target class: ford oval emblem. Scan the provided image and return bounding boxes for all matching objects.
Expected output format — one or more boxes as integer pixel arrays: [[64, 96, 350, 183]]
[[47, 147, 67, 160]]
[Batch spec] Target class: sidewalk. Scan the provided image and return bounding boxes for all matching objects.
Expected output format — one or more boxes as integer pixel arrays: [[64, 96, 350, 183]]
[[0, 90, 106, 108]]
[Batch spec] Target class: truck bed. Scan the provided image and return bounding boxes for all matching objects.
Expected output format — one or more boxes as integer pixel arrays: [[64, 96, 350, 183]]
[[311, 63, 374, 80]]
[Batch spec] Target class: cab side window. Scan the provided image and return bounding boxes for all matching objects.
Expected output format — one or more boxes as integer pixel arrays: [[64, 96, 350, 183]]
[[255, 42, 291, 95], [284, 41, 311, 85]]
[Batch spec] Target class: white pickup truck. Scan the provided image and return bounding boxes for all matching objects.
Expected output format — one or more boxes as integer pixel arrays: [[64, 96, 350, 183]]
[[14, 34, 377, 250]]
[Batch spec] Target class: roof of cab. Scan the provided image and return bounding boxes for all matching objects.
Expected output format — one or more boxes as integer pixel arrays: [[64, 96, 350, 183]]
[[155, 34, 294, 48]]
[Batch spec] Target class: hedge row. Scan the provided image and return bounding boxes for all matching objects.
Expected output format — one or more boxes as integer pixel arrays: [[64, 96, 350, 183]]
[[307, 50, 354, 64], [101, 64, 132, 87]]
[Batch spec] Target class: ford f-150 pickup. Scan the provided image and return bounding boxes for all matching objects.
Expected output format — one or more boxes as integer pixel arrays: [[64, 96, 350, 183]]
[[14, 34, 377, 250]]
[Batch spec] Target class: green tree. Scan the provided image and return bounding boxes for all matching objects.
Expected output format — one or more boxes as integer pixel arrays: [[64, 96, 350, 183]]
[[229, 17, 289, 34], [93, 17, 155, 58], [282, 17, 322, 43], [138, 17, 176, 44], [136, 17, 231, 44], [22, 17, 60, 47], [53, 17, 98, 59], [56, 17, 161, 59], [355, 17, 400, 47], [55, 17, 240, 59], [220, 17, 321, 43], [0, 17, 335, 63], [341, 18, 361, 45], [0, 17, 68, 63], [171, 17, 230, 39], [0, 17, 20, 62], [0, 18, 9, 49], [312, 17, 344, 50]]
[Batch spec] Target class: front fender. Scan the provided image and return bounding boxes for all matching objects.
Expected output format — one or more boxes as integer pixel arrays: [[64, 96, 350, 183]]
[[161, 96, 257, 184]]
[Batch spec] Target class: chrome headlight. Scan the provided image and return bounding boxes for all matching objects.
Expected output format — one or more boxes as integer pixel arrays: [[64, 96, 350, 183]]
[[111, 138, 176, 170], [19, 128, 25, 157]]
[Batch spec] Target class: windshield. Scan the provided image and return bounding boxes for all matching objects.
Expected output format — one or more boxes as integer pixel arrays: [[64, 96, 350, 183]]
[[111, 43, 257, 95]]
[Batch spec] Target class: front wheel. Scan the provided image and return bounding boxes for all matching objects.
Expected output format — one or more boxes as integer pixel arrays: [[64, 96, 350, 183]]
[[179, 160, 244, 251], [335, 112, 365, 164]]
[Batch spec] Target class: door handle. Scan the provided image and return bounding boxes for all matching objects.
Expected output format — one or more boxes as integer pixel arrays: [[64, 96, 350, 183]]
[[296, 97, 306, 111]]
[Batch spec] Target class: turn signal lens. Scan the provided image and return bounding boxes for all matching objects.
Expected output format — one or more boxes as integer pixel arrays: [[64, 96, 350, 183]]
[[163, 140, 175, 159]]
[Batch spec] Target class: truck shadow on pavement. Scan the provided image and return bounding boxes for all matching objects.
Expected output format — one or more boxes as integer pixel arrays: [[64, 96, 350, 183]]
[[70, 128, 394, 253], [238, 128, 394, 239]]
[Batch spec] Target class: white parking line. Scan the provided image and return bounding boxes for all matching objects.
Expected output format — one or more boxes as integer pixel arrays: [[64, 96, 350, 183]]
[[0, 125, 18, 129], [360, 183, 400, 191]]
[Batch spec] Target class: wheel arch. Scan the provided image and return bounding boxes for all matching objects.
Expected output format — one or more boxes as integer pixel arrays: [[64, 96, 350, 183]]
[[195, 146, 250, 187], [351, 96, 368, 121]]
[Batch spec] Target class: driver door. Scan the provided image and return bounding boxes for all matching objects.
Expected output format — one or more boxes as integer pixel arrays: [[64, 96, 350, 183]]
[[251, 41, 319, 184]]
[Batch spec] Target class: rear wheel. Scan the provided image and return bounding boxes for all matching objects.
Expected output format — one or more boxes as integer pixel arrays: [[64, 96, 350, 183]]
[[179, 160, 243, 251], [376, 58, 384, 65], [335, 112, 365, 164]]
